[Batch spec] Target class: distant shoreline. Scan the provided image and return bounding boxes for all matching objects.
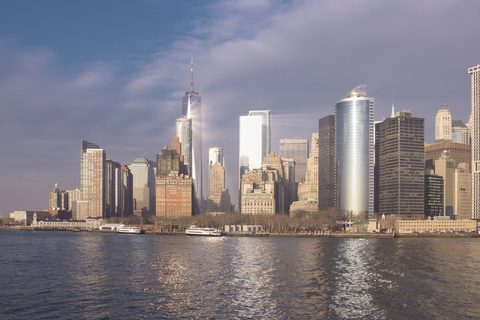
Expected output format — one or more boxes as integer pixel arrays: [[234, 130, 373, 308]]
[[2, 227, 480, 238]]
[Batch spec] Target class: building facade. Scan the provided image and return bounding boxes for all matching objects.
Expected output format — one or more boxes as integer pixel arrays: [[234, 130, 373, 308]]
[[318, 115, 336, 210], [239, 110, 272, 181], [455, 163, 472, 220], [469, 64, 480, 220], [335, 89, 374, 216], [279, 137, 308, 184], [49, 183, 68, 211], [375, 112, 425, 215], [207, 163, 231, 213], [80, 139, 99, 200]]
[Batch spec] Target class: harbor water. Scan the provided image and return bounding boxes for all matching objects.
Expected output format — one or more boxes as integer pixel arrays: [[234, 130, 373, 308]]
[[1, 229, 479, 319]]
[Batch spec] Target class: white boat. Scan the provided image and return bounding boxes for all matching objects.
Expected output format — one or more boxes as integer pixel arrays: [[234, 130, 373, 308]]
[[186, 225, 222, 236], [117, 226, 142, 234]]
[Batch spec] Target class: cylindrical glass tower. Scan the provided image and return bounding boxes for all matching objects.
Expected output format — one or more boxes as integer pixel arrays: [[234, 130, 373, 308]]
[[335, 90, 374, 216]]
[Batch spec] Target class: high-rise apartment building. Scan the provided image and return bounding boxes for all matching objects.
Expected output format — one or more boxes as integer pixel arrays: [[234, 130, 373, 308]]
[[182, 60, 202, 213], [80, 139, 99, 200], [128, 156, 156, 217], [375, 112, 425, 215], [279, 138, 308, 184], [81, 148, 106, 218], [469, 64, 480, 220], [435, 104, 452, 142], [239, 110, 271, 181], [335, 89, 374, 217], [175, 116, 192, 176], [318, 115, 335, 210]]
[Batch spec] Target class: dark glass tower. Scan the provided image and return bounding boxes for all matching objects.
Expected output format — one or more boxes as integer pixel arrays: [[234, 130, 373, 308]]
[[318, 115, 335, 210], [182, 60, 202, 214]]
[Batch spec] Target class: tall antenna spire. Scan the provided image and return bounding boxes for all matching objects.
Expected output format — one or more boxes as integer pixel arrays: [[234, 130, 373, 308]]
[[190, 57, 194, 91]]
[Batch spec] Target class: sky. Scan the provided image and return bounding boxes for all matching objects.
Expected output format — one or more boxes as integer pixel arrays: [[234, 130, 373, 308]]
[[0, 0, 479, 217]]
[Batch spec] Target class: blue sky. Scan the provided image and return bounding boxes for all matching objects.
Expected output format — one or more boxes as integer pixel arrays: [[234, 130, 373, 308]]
[[0, 0, 479, 216]]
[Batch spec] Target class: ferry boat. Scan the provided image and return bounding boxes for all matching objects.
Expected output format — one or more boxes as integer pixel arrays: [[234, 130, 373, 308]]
[[186, 225, 222, 236], [117, 226, 142, 234]]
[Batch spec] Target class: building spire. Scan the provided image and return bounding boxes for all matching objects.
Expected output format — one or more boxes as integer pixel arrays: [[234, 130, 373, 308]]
[[391, 102, 395, 118], [190, 58, 194, 91]]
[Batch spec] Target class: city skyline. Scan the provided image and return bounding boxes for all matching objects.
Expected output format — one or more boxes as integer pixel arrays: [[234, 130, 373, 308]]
[[1, 1, 479, 216]]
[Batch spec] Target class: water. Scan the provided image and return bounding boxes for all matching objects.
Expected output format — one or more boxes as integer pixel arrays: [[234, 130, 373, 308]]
[[1, 230, 479, 319]]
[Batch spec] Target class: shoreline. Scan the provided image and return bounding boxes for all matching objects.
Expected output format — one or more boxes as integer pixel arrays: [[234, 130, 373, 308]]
[[2, 227, 480, 238]]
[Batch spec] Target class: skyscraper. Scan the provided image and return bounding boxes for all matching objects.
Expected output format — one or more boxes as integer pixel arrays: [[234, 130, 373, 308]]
[[182, 59, 202, 214], [469, 64, 480, 220], [279, 138, 308, 184], [207, 147, 224, 199], [452, 120, 470, 145], [81, 148, 106, 218], [128, 156, 156, 217], [175, 115, 192, 176], [335, 88, 374, 217], [435, 104, 452, 142], [318, 115, 336, 210], [80, 139, 99, 200], [239, 110, 271, 181], [374, 111, 425, 215], [298, 133, 319, 201]]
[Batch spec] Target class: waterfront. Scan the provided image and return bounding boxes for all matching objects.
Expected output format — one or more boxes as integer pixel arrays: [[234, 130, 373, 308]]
[[1, 230, 480, 319]]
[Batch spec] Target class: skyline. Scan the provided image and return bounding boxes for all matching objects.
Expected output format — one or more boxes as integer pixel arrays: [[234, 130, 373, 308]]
[[1, 0, 479, 216]]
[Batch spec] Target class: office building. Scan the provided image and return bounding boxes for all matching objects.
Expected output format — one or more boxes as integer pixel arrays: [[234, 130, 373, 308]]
[[105, 160, 117, 218], [469, 64, 480, 220], [156, 144, 193, 218], [175, 116, 192, 176], [455, 163, 471, 220], [66, 189, 80, 213], [49, 183, 68, 211], [425, 142, 471, 171], [335, 88, 374, 217], [282, 159, 296, 206], [182, 60, 202, 213], [298, 133, 319, 201], [318, 115, 336, 210], [239, 110, 272, 180], [424, 173, 444, 217], [435, 104, 452, 142], [207, 147, 224, 199], [128, 156, 156, 217], [435, 151, 455, 216], [279, 138, 308, 184], [452, 120, 470, 145], [240, 169, 275, 215], [375, 112, 425, 215], [207, 163, 231, 213]]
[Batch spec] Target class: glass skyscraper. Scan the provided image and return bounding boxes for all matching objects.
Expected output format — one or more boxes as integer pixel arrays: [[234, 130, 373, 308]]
[[239, 110, 271, 181], [182, 61, 202, 214], [335, 89, 374, 217], [175, 115, 192, 176]]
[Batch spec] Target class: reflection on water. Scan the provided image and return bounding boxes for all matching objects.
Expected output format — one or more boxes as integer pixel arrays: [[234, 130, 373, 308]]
[[331, 239, 386, 319], [2, 230, 480, 319]]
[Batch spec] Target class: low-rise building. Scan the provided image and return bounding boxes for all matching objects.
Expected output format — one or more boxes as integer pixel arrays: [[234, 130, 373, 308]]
[[395, 217, 476, 233], [224, 225, 263, 232], [32, 213, 104, 230]]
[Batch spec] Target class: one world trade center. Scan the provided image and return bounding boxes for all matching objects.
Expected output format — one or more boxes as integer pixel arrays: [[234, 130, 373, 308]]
[[182, 59, 202, 214]]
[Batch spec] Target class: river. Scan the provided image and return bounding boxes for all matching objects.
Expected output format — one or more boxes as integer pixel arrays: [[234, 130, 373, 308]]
[[1, 229, 479, 319]]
